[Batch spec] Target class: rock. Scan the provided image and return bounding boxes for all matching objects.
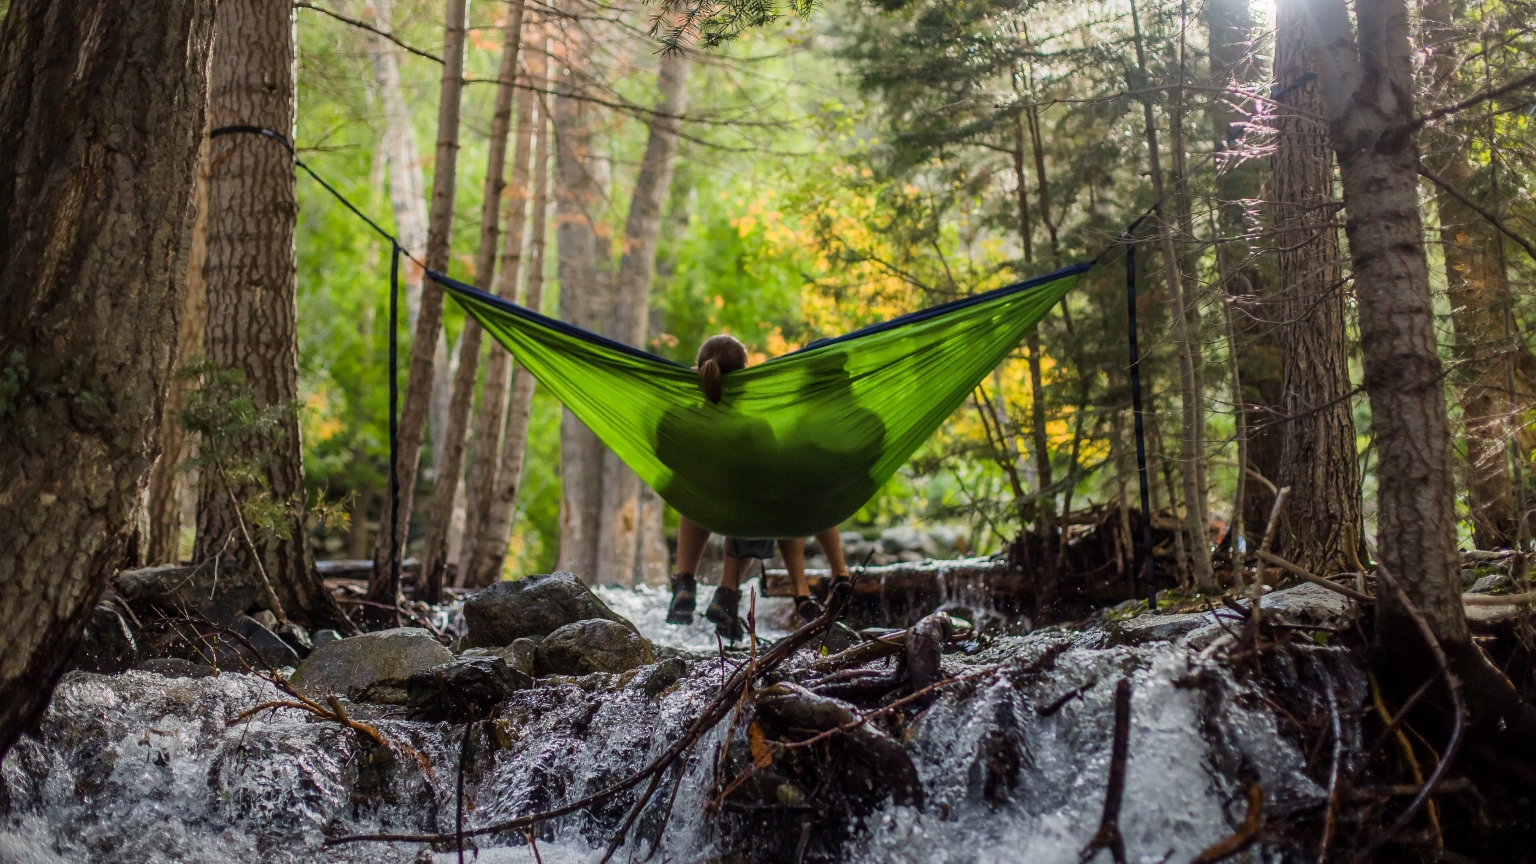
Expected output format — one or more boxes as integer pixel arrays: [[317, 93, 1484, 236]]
[[113, 561, 267, 623], [1109, 612, 1208, 645], [405, 657, 531, 722], [1258, 582, 1355, 627], [503, 638, 538, 677], [312, 629, 343, 649], [1469, 574, 1513, 594], [641, 657, 688, 697], [137, 658, 215, 679], [72, 604, 139, 675], [287, 627, 454, 702], [225, 615, 301, 670], [464, 572, 636, 647], [536, 619, 654, 676], [251, 610, 278, 631], [275, 621, 313, 658]]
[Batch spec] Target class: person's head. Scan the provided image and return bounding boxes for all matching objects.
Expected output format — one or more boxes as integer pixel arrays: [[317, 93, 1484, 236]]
[[696, 334, 747, 403]]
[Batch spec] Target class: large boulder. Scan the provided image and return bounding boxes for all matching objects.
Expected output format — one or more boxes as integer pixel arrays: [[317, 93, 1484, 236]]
[[464, 572, 635, 647], [114, 561, 267, 623], [287, 627, 453, 703], [535, 619, 654, 676]]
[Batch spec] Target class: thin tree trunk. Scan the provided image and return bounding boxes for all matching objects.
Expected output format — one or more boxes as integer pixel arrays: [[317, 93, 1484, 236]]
[[554, 18, 608, 582], [596, 50, 691, 587], [417, 0, 527, 602], [1131, 1, 1215, 589], [368, 0, 469, 602], [464, 50, 552, 588], [460, 39, 539, 578], [148, 137, 211, 565], [364, 0, 429, 328], [1271, 0, 1363, 576], [197, 0, 347, 630], [0, 0, 215, 758], [1424, 0, 1518, 549]]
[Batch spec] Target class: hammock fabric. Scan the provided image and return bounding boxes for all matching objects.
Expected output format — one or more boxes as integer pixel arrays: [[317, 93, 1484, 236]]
[[432, 263, 1089, 540]]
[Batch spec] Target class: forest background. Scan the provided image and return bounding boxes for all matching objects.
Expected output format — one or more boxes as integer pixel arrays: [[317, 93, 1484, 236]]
[[147, 0, 1536, 597]]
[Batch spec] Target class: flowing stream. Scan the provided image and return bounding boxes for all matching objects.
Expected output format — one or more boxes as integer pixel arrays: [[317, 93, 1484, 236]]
[[1, 584, 1359, 864]]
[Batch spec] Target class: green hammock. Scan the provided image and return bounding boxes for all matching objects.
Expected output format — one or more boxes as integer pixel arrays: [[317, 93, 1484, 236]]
[[432, 263, 1088, 539]]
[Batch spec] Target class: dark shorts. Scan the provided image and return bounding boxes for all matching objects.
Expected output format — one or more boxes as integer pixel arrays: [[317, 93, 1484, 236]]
[[725, 537, 778, 560]]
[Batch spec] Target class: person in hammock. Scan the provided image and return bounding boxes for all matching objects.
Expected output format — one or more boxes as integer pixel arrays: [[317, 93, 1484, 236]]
[[661, 334, 857, 640]]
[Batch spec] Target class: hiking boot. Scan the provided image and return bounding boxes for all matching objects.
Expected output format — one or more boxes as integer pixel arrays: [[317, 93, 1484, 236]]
[[794, 594, 825, 623], [666, 573, 696, 625], [705, 585, 745, 641]]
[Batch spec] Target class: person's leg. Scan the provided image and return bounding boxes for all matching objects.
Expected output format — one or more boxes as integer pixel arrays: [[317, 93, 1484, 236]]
[[816, 527, 851, 580], [668, 516, 713, 624], [676, 516, 711, 576], [777, 538, 809, 597], [719, 554, 745, 591]]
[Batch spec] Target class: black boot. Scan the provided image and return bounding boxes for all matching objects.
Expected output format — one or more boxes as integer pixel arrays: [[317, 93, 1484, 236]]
[[705, 585, 745, 641], [794, 594, 825, 623], [667, 573, 696, 625]]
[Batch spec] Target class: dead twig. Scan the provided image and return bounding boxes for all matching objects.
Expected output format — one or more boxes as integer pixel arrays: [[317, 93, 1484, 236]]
[[1080, 678, 1132, 864], [1188, 783, 1263, 863], [1255, 550, 1374, 603]]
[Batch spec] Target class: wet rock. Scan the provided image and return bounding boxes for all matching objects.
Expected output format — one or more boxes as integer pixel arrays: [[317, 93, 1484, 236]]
[[465, 571, 636, 647], [71, 604, 139, 675], [754, 682, 923, 808], [535, 619, 654, 676], [1109, 612, 1208, 645], [287, 627, 453, 702], [640, 657, 688, 697], [311, 628, 343, 649], [113, 561, 266, 622], [274, 621, 313, 658], [405, 657, 531, 722], [225, 615, 301, 670], [1258, 582, 1355, 627], [136, 657, 216, 679], [1469, 573, 1513, 594], [504, 637, 538, 676]]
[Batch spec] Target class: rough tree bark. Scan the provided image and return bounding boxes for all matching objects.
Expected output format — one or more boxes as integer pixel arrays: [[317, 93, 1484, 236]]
[[554, 17, 610, 582], [595, 50, 691, 587], [197, 0, 348, 630], [459, 40, 539, 579], [1424, 0, 1520, 550], [417, 0, 527, 602], [368, 0, 469, 602], [1306, 0, 1536, 761], [0, 0, 215, 758], [147, 138, 210, 565], [1271, 1, 1363, 575], [463, 56, 552, 588]]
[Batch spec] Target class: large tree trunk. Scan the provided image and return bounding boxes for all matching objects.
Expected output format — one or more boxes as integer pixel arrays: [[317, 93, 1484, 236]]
[[554, 20, 609, 582], [459, 42, 539, 581], [368, 0, 469, 602], [1423, 0, 1520, 550], [1270, 1, 1363, 576], [197, 0, 347, 630], [1307, 0, 1536, 764], [595, 50, 691, 587], [147, 138, 211, 565], [463, 37, 552, 588], [416, 0, 527, 602], [0, 0, 215, 758]]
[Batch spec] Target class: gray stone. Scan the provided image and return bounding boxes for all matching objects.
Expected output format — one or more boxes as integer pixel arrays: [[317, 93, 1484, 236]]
[[72, 605, 139, 675], [536, 619, 654, 676], [224, 615, 300, 670], [1258, 582, 1355, 627], [137, 658, 215, 679], [464, 572, 635, 647], [287, 627, 454, 701], [1469, 574, 1513, 595], [503, 638, 538, 677], [1108, 612, 1208, 645], [312, 629, 343, 649], [113, 561, 267, 622], [641, 657, 688, 697], [405, 657, 531, 722], [251, 610, 278, 631]]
